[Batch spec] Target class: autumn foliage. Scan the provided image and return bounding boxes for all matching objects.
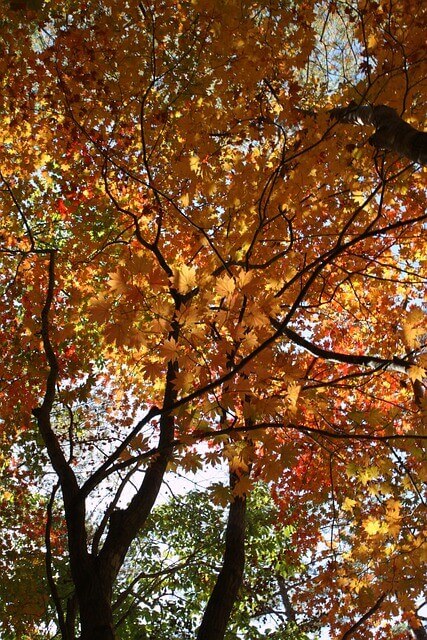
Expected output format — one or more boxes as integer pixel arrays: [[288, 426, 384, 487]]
[[0, 0, 426, 638]]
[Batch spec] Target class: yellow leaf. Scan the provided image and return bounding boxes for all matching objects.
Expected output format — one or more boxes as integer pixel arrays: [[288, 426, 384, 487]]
[[160, 338, 179, 360], [189, 154, 201, 174], [173, 264, 197, 294], [352, 191, 366, 206], [286, 383, 301, 414], [367, 34, 377, 49], [216, 274, 235, 297], [402, 308, 425, 348], [363, 518, 382, 536], [180, 192, 190, 207], [408, 365, 426, 382], [385, 498, 400, 521], [236, 269, 253, 289], [359, 465, 379, 485], [342, 497, 357, 512]]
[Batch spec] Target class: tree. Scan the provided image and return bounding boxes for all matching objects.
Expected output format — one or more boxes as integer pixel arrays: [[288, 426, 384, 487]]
[[0, 0, 425, 638]]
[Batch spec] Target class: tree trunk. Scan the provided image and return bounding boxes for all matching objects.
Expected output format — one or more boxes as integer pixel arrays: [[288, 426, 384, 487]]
[[330, 102, 427, 165], [75, 556, 115, 640], [197, 472, 247, 640]]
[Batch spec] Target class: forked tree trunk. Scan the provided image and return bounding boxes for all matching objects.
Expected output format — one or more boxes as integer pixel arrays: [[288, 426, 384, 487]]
[[196, 472, 247, 640], [75, 473, 247, 640]]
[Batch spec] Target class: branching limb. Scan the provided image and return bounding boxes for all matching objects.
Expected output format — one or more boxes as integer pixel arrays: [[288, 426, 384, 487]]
[[276, 575, 298, 623], [0, 170, 36, 249], [32, 251, 89, 619]]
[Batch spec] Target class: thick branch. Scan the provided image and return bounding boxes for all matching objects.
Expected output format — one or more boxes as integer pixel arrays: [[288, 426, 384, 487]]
[[45, 483, 68, 639], [0, 170, 36, 249], [98, 315, 180, 584], [32, 251, 79, 497], [341, 592, 387, 639], [277, 575, 297, 623], [31, 252, 89, 629], [331, 102, 427, 165], [192, 421, 427, 444], [281, 325, 410, 373]]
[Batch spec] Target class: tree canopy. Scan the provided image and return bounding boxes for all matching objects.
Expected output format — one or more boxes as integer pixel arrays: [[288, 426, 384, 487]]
[[0, 0, 426, 639]]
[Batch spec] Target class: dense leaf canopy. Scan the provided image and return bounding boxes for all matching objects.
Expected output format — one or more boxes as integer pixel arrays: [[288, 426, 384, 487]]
[[0, 0, 425, 638]]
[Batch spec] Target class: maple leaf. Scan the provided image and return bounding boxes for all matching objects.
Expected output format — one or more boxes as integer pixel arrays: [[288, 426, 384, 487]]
[[408, 365, 426, 382], [402, 307, 426, 348], [286, 382, 301, 414], [108, 269, 128, 294], [180, 192, 190, 207], [189, 154, 201, 174], [173, 264, 197, 294], [88, 295, 110, 323], [160, 338, 179, 361], [216, 274, 235, 297], [233, 475, 253, 496], [363, 518, 383, 536], [342, 497, 357, 512]]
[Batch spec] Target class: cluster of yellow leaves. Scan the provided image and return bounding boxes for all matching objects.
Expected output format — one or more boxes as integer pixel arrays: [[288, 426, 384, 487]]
[[402, 307, 426, 349]]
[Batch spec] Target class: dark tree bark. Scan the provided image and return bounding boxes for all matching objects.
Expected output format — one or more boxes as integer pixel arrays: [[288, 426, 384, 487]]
[[331, 102, 427, 165], [196, 472, 247, 640], [76, 558, 115, 640]]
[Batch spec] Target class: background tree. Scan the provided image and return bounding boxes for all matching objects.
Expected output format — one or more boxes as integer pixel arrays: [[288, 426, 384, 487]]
[[0, 0, 425, 639]]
